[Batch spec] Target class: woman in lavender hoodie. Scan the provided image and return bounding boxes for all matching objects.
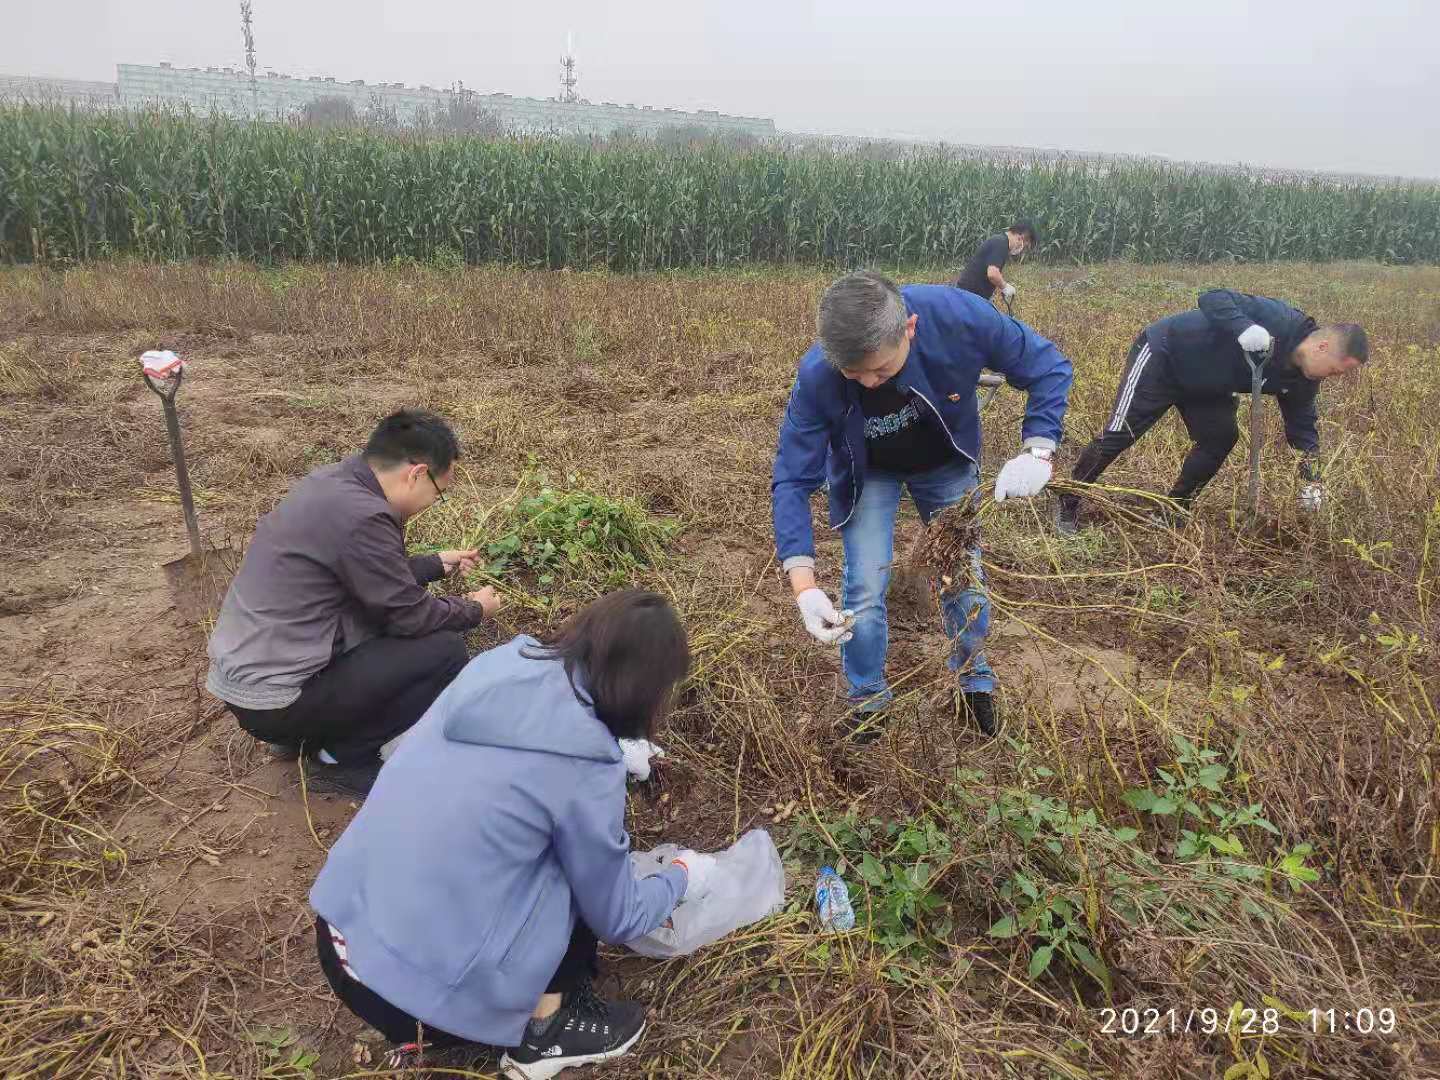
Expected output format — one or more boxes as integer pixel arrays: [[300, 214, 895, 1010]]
[[309, 590, 714, 1078]]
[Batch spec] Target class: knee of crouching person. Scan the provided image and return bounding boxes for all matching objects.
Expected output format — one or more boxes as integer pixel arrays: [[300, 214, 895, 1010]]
[[437, 631, 469, 673]]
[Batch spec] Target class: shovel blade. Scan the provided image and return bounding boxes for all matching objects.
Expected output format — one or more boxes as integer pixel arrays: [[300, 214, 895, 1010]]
[[162, 547, 239, 625]]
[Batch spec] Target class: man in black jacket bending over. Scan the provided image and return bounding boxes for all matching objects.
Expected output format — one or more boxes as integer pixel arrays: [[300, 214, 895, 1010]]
[[1056, 289, 1368, 533]]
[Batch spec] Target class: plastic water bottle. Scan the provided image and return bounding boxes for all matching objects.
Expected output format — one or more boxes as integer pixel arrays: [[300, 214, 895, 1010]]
[[815, 866, 855, 931]]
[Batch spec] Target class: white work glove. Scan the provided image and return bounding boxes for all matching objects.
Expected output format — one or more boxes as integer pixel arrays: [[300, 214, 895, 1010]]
[[1238, 325, 1273, 354], [796, 587, 854, 645], [1001, 283, 1017, 302], [672, 850, 717, 899], [1298, 483, 1324, 513], [618, 738, 665, 781], [993, 449, 1053, 502]]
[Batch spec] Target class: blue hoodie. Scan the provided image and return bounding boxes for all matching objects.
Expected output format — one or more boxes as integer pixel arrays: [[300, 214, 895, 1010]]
[[309, 635, 687, 1046], [771, 284, 1073, 568]]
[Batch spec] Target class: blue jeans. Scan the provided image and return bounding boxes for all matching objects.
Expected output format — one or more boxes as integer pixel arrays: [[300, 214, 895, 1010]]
[[840, 457, 994, 709]]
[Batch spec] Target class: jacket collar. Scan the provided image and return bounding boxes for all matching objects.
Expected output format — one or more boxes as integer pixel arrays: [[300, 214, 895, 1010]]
[[341, 453, 402, 523], [892, 297, 939, 399], [894, 349, 938, 403]]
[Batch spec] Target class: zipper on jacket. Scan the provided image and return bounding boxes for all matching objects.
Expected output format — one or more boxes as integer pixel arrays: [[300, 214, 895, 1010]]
[[908, 386, 976, 464], [830, 389, 975, 533], [833, 405, 861, 531]]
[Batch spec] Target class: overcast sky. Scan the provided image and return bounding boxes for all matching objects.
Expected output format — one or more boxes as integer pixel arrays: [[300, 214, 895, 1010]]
[[5, 0, 1438, 178]]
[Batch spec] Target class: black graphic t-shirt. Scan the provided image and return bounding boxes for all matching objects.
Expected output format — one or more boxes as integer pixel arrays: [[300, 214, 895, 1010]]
[[860, 380, 957, 475], [955, 233, 1010, 299]]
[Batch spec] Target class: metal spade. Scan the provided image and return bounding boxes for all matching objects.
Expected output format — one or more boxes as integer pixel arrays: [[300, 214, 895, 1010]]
[[143, 362, 237, 622]]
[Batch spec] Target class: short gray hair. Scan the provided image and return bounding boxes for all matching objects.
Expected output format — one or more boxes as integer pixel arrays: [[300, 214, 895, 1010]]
[[817, 271, 908, 370]]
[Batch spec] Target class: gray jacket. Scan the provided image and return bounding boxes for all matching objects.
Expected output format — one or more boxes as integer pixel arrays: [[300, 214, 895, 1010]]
[[309, 635, 687, 1045], [206, 454, 485, 710]]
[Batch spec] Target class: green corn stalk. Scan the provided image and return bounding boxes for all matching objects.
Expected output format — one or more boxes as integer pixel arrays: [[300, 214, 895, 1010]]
[[2, 102, 1438, 268]]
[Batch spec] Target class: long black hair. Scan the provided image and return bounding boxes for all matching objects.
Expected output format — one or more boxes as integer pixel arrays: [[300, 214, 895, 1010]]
[[526, 589, 690, 740]]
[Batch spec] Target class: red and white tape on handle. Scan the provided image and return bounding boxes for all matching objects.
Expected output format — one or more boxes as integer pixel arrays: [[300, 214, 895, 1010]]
[[140, 349, 186, 380]]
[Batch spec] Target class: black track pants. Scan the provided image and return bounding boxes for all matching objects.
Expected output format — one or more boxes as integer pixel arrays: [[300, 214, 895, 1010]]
[[1069, 334, 1240, 504]]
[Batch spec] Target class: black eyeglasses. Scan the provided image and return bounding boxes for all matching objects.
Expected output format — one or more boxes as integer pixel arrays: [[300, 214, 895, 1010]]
[[424, 469, 448, 505]]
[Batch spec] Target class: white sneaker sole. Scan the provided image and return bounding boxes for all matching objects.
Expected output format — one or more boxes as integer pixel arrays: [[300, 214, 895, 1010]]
[[499, 1022, 645, 1080]]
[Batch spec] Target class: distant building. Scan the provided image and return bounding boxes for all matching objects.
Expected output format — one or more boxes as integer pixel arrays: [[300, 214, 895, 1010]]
[[0, 73, 118, 106], [0, 64, 776, 140]]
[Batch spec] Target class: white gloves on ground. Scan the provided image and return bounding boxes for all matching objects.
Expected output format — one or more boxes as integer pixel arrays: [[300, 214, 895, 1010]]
[[618, 738, 665, 781], [672, 850, 718, 898], [1001, 283, 1017, 302], [1298, 483, 1324, 512], [796, 587, 854, 645], [994, 450, 1053, 502], [1238, 325, 1273, 354]]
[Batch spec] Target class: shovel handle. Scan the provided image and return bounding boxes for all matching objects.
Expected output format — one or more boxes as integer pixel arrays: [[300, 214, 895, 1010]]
[[977, 372, 1003, 411], [1243, 347, 1272, 520], [145, 368, 204, 559]]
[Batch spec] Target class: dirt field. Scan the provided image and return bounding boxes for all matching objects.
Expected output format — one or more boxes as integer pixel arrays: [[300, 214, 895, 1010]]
[[2, 260, 1437, 1079]]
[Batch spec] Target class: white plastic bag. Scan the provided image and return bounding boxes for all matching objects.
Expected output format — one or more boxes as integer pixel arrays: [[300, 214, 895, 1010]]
[[624, 829, 785, 958]]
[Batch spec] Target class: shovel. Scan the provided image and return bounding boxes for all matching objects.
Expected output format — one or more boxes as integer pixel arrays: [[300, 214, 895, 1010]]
[[142, 354, 238, 622], [1241, 343, 1273, 521], [978, 372, 1004, 412]]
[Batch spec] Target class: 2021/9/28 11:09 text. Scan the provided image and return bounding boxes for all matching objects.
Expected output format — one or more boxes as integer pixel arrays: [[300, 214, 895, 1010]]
[[1098, 1006, 1397, 1037]]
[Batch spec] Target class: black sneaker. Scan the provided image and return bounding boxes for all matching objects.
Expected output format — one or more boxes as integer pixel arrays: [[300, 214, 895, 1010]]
[[839, 708, 888, 745], [960, 691, 999, 738], [500, 983, 646, 1080], [1055, 494, 1081, 537], [305, 758, 381, 799]]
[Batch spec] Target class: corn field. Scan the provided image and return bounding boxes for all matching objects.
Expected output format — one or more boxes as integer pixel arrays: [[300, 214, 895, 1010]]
[[2, 104, 1438, 268]]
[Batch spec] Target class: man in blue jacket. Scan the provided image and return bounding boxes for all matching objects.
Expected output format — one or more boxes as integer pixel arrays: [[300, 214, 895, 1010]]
[[771, 271, 1074, 740], [1056, 290, 1368, 533]]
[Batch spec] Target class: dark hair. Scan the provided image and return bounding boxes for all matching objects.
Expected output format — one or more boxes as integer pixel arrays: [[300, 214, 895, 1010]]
[[817, 270, 908, 370], [528, 590, 690, 740], [1009, 220, 1038, 244], [1330, 322, 1369, 364], [364, 409, 461, 474]]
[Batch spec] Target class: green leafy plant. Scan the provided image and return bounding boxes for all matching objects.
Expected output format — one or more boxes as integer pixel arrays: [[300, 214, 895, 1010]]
[[988, 873, 1110, 989], [1121, 734, 1318, 894], [962, 755, 1113, 989], [481, 475, 677, 588], [787, 812, 953, 959], [1143, 583, 1187, 612], [1268, 843, 1321, 893], [788, 736, 1316, 993], [248, 1028, 319, 1080], [428, 242, 464, 271]]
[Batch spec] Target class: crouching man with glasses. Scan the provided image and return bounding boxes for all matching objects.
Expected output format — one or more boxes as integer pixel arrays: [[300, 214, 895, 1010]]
[[205, 409, 500, 797]]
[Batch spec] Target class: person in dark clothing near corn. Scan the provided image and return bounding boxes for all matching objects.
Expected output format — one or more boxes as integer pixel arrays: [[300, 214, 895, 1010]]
[[954, 221, 1037, 306], [1056, 290, 1369, 533], [205, 409, 500, 797]]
